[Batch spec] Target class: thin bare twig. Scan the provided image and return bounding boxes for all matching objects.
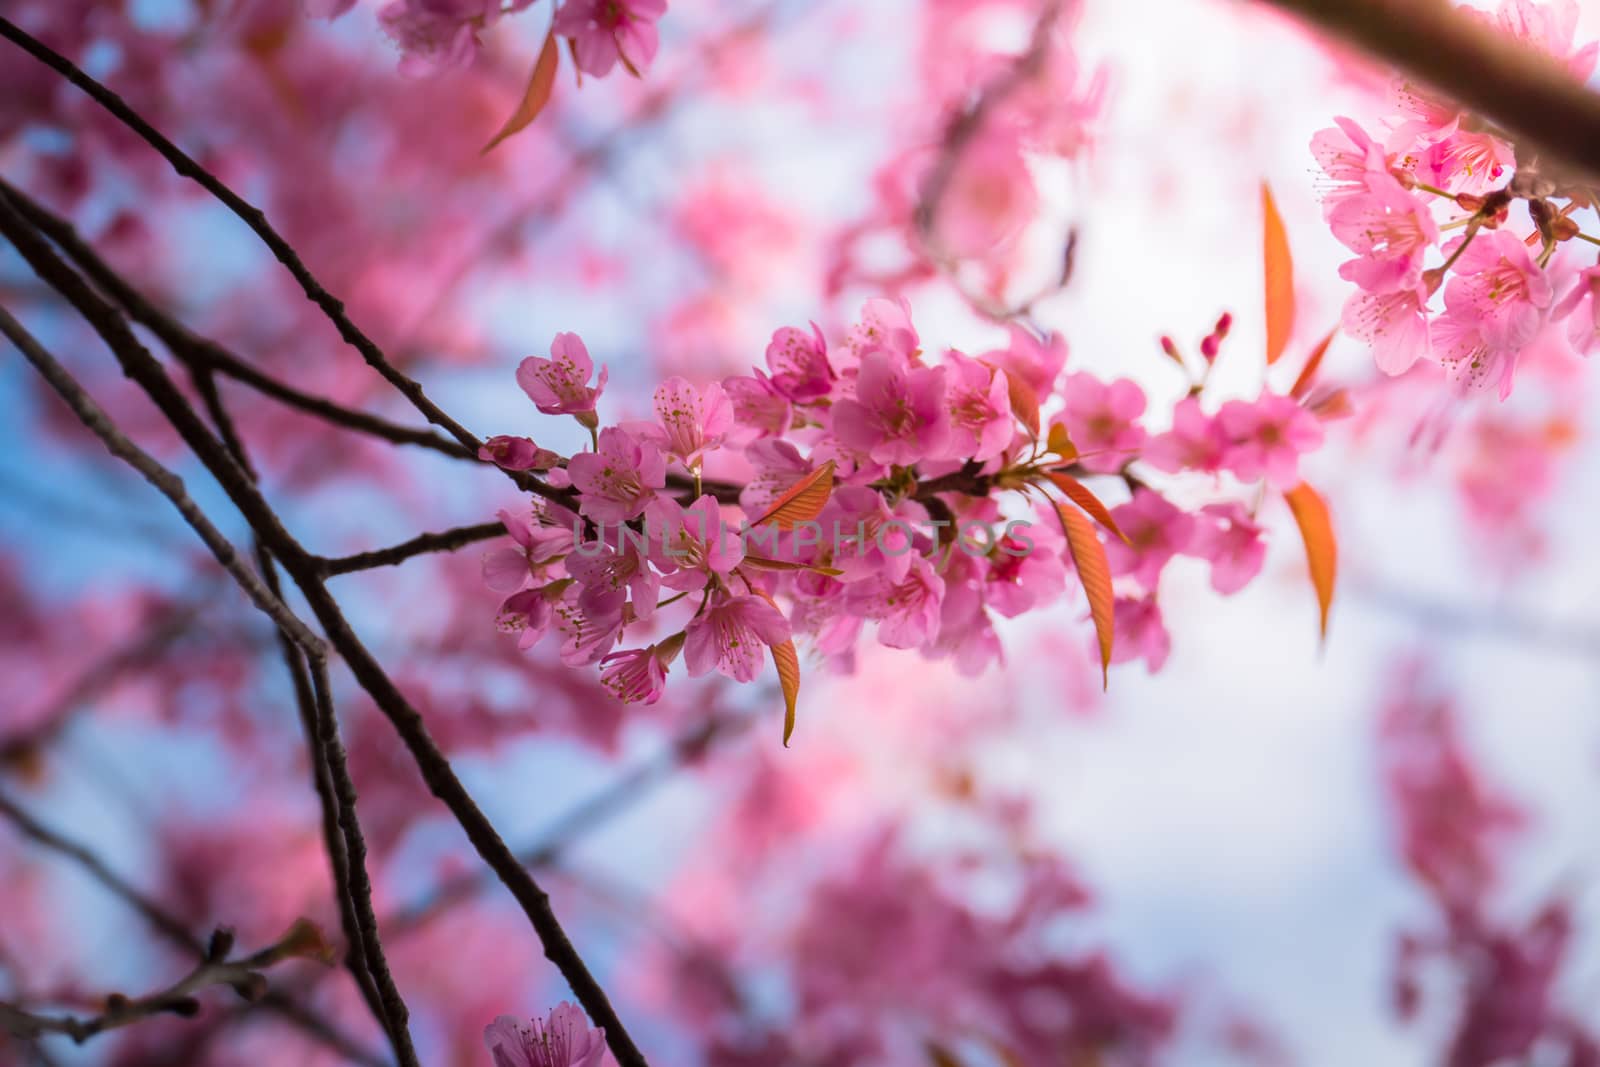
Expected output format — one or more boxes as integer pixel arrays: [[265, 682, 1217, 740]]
[[320, 521, 508, 577]]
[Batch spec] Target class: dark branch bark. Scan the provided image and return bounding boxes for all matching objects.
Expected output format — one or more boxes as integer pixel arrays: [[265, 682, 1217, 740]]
[[1261, 0, 1600, 182], [0, 197, 651, 1067], [320, 521, 507, 576]]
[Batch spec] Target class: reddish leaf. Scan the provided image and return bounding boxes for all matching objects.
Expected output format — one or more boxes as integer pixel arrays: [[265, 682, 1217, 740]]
[[1262, 181, 1295, 365], [482, 31, 559, 154], [1044, 471, 1129, 544], [772, 639, 801, 746], [1291, 327, 1338, 399], [1284, 481, 1337, 640], [924, 1042, 968, 1067], [1007, 375, 1041, 436], [751, 460, 835, 530], [1055, 503, 1115, 690]]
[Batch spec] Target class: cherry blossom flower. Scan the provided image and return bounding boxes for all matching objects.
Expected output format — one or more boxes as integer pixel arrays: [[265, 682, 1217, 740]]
[[1554, 264, 1600, 355], [553, 0, 667, 78], [722, 371, 792, 438], [845, 555, 945, 649], [379, 0, 523, 75], [484, 1003, 606, 1067], [829, 349, 950, 466], [684, 592, 791, 682], [1188, 503, 1266, 595], [480, 435, 558, 472], [1217, 393, 1324, 488], [765, 323, 835, 402], [1104, 490, 1195, 589], [484, 506, 575, 593], [943, 351, 1013, 461], [1055, 373, 1146, 473], [518, 333, 608, 423], [1107, 594, 1170, 672], [641, 376, 732, 470], [599, 644, 670, 705], [568, 427, 667, 523], [1310, 116, 1388, 214], [646, 495, 744, 591], [1143, 396, 1229, 475], [1330, 174, 1440, 292], [1345, 282, 1434, 375]]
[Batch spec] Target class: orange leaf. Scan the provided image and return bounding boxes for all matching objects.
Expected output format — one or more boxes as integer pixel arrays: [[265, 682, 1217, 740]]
[[772, 640, 801, 746], [1055, 503, 1115, 689], [1262, 181, 1296, 365], [1007, 375, 1041, 436], [924, 1042, 968, 1067], [1283, 481, 1337, 640], [1291, 327, 1338, 399], [482, 31, 559, 154], [1044, 471, 1129, 544], [751, 460, 836, 530]]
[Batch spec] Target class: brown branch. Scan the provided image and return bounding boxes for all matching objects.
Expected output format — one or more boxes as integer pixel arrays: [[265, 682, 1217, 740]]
[[0, 298, 421, 1066], [0, 197, 651, 1067], [320, 521, 508, 577], [1261, 0, 1600, 181], [0, 179, 475, 463], [0, 927, 320, 1046]]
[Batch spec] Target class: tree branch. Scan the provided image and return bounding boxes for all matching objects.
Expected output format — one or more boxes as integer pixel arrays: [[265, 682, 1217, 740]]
[[320, 521, 508, 577], [1260, 0, 1600, 181], [0, 197, 652, 1067]]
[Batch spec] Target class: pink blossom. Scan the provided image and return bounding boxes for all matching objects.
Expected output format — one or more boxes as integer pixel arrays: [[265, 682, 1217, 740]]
[[1310, 116, 1387, 214], [599, 645, 669, 705], [484, 1003, 606, 1067], [1344, 282, 1433, 374], [379, 0, 509, 74], [1330, 175, 1439, 292], [1143, 396, 1229, 475], [1217, 393, 1324, 488], [1188, 503, 1266, 595], [1056, 373, 1146, 474], [1554, 264, 1600, 355], [568, 427, 666, 523], [1103, 490, 1195, 589], [982, 325, 1067, 399], [829, 349, 950, 465], [737, 439, 812, 515], [845, 298, 920, 363], [1107, 594, 1170, 672], [552, 585, 624, 666], [765, 323, 835, 402], [1413, 130, 1515, 196], [1433, 229, 1553, 395], [479, 435, 557, 472], [566, 532, 660, 621], [684, 592, 791, 682], [642, 376, 733, 469], [553, 0, 667, 78], [517, 333, 608, 421], [982, 516, 1067, 618], [722, 372, 791, 438], [943, 351, 1013, 461], [495, 587, 557, 650], [819, 486, 916, 584], [646, 495, 743, 591], [845, 554, 945, 649], [483, 507, 574, 593]]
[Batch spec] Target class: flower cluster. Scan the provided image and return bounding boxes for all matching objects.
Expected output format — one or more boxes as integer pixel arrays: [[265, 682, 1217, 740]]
[[369, 0, 665, 77], [1316, 0, 1600, 398], [484, 300, 1333, 709]]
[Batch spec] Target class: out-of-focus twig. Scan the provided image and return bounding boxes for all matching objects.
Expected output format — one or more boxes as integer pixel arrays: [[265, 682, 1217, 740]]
[[1261, 0, 1600, 181]]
